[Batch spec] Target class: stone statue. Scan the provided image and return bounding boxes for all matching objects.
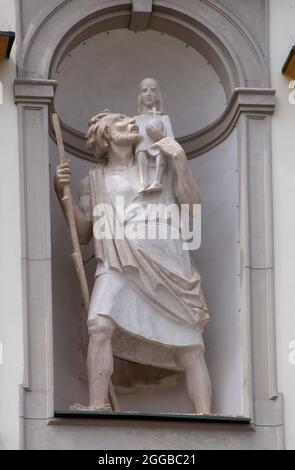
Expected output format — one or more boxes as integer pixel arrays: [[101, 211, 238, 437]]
[[134, 78, 174, 193], [55, 107, 212, 414]]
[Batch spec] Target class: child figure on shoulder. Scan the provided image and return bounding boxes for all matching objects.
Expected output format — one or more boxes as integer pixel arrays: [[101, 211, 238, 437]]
[[134, 78, 175, 193]]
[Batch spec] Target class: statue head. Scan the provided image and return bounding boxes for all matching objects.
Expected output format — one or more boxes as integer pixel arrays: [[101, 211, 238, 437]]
[[137, 77, 163, 114], [86, 110, 142, 161]]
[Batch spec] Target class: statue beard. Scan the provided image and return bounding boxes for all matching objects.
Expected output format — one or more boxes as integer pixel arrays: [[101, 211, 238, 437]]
[[110, 130, 142, 147]]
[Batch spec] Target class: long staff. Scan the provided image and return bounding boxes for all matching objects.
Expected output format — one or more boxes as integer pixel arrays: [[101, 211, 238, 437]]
[[52, 113, 119, 412]]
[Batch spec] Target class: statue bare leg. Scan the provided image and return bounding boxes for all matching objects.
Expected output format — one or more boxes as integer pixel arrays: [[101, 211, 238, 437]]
[[177, 345, 212, 414], [137, 150, 149, 193], [87, 315, 115, 410], [71, 315, 115, 411], [87, 315, 115, 409], [70, 315, 115, 411], [146, 152, 166, 193]]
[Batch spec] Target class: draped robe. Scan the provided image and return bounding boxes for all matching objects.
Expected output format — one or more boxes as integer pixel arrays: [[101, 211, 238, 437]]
[[85, 156, 209, 371]]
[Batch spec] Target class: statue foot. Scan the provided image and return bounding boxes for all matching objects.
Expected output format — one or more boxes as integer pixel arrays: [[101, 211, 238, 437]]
[[70, 403, 112, 412], [145, 182, 163, 193]]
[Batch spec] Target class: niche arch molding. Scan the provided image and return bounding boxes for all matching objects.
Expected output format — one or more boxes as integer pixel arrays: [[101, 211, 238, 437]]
[[17, 0, 270, 160]]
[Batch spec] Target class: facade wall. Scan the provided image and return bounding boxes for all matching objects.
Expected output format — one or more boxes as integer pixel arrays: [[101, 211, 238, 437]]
[[0, 0, 295, 450], [269, 0, 295, 451], [14, 0, 280, 449], [0, 0, 22, 450]]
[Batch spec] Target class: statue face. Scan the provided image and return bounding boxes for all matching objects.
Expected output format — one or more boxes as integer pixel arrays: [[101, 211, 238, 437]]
[[140, 79, 160, 108], [109, 114, 142, 146]]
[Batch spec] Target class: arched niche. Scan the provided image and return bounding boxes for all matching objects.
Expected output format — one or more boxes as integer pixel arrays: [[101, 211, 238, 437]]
[[53, 29, 227, 158], [50, 26, 236, 415]]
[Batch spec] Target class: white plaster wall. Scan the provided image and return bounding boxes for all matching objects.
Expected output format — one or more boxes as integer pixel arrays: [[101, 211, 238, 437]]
[[270, 0, 295, 451], [0, 0, 22, 450]]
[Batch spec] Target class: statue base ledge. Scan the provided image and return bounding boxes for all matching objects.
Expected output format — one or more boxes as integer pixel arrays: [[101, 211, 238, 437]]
[[52, 410, 251, 425]]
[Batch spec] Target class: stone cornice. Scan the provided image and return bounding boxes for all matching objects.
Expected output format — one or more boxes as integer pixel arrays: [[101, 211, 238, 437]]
[[14, 79, 57, 104], [180, 87, 276, 159]]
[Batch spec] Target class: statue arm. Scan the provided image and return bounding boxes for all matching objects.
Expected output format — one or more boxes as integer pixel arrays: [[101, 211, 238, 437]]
[[173, 151, 201, 207], [55, 162, 93, 245], [151, 137, 201, 208], [75, 176, 93, 245]]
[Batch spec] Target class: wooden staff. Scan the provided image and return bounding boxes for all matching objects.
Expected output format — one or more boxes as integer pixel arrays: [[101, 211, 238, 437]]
[[52, 113, 119, 412]]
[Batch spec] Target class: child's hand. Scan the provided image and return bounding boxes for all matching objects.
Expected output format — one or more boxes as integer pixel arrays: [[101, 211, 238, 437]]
[[146, 124, 164, 142]]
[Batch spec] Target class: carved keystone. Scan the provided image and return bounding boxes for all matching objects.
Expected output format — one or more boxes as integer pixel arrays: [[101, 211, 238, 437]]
[[129, 0, 153, 31]]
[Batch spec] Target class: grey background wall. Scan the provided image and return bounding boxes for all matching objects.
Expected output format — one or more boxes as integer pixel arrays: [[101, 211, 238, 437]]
[[55, 29, 226, 137], [50, 29, 242, 416], [191, 131, 241, 416]]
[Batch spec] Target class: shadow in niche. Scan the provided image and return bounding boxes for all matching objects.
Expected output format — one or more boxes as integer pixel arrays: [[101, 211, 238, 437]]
[[112, 359, 192, 414], [55, 358, 251, 422], [76, 356, 197, 415]]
